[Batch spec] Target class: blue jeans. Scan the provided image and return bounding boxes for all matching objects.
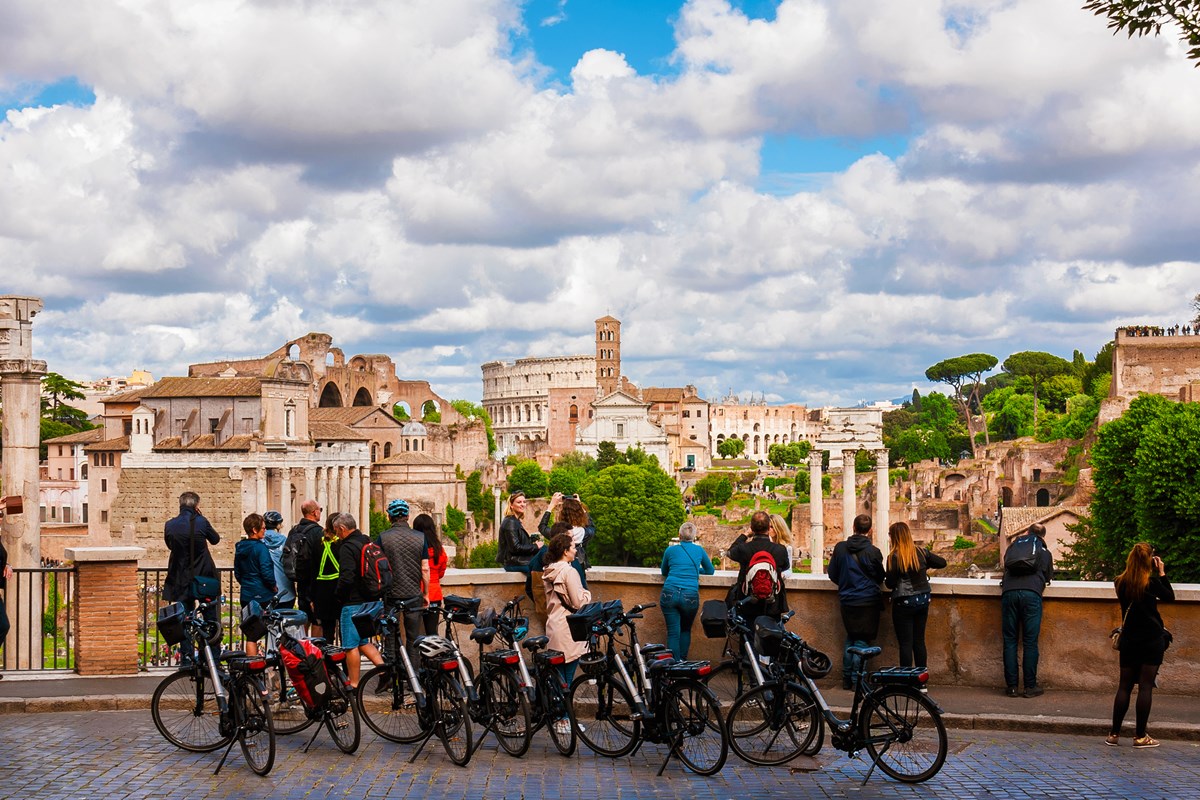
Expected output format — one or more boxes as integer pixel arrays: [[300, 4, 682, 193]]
[[1001, 590, 1043, 689], [659, 586, 700, 660]]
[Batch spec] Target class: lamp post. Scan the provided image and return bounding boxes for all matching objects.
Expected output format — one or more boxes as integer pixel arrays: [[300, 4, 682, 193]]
[[493, 485, 502, 539]]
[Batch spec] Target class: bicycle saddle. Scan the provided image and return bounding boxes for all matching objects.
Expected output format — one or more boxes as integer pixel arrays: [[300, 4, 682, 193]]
[[847, 645, 882, 659], [471, 626, 497, 645], [521, 636, 550, 652]]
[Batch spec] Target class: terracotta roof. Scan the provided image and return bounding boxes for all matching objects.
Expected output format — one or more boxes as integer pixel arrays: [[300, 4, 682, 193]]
[[999, 506, 1088, 540], [308, 421, 368, 441], [642, 387, 685, 403], [141, 376, 263, 398], [153, 434, 255, 452], [104, 387, 150, 404], [310, 407, 386, 426], [44, 428, 104, 445], [375, 451, 450, 466], [86, 436, 130, 452]]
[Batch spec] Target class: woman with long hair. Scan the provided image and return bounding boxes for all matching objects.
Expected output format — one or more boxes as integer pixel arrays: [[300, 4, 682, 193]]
[[1108, 542, 1174, 748], [412, 513, 448, 635], [543, 533, 592, 694], [498, 491, 540, 574], [884, 522, 946, 671], [769, 513, 792, 558]]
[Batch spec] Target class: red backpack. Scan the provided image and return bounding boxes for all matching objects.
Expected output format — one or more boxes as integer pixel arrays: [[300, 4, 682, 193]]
[[358, 541, 393, 598], [743, 550, 781, 601]]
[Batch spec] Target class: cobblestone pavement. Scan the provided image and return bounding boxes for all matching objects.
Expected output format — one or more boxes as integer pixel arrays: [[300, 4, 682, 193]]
[[1, 710, 1196, 800]]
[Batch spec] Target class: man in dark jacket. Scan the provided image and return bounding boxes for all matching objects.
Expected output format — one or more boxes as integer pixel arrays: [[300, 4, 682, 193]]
[[286, 499, 324, 620], [1001, 522, 1054, 698], [333, 512, 383, 687], [828, 514, 885, 689], [163, 491, 221, 617], [728, 511, 790, 622], [378, 498, 429, 664]]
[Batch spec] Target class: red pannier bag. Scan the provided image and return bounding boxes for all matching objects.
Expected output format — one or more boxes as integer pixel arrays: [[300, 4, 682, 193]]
[[280, 637, 331, 711]]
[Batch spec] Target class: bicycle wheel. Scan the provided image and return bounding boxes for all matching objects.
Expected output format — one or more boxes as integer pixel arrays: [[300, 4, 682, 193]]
[[479, 668, 532, 757], [434, 672, 473, 767], [543, 675, 576, 757], [151, 670, 230, 753], [569, 674, 640, 758], [358, 665, 425, 744], [237, 677, 276, 776], [324, 667, 362, 754], [664, 679, 728, 775], [265, 665, 314, 735], [860, 687, 947, 783], [727, 681, 818, 766], [703, 660, 747, 710]]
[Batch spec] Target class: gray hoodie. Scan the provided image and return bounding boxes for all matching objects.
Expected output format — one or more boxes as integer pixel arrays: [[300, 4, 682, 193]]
[[264, 529, 295, 602]]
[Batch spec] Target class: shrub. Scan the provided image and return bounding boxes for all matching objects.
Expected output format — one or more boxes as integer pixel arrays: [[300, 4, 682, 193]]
[[507, 460, 549, 498], [468, 541, 500, 569], [952, 535, 975, 550]]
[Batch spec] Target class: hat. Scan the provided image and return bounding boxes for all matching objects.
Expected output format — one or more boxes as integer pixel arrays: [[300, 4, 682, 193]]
[[678, 522, 698, 542]]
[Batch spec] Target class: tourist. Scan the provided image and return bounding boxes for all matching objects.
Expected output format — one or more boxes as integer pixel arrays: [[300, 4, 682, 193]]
[[498, 491, 540, 574], [543, 532, 592, 691], [769, 513, 792, 558], [378, 499, 428, 662], [540, 493, 593, 586], [162, 492, 221, 642], [1001, 522, 1054, 698], [308, 512, 342, 640], [412, 513, 448, 635], [727, 510, 790, 622], [884, 522, 947, 672], [286, 500, 324, 626], [1108, 543, 1174, 748], [234, 513, 276, 656], [0, 536, 10, 679], [333, 512, 384, 687], [262, 510, 295, 610], [659, 521, 714, 659], [828, 514, 885, 690]]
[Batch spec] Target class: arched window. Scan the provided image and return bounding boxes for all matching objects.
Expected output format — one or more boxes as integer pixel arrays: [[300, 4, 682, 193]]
[[371, 443, 378, 461], [569, 404, 579, 424], [384, 442, 392, 458]]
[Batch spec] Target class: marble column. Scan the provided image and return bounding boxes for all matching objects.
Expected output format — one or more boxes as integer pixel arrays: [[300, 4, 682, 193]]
[[339, 466, 350, 518], [255, 466, 268, 515], [279, 466, 291, 522], [875, 449, 890, 551], [808, 450, 824, 575], [304, 467, 316, 507], [314, 467, 326, 511], [842, 449, 856, 539], [359, 467, 371, 532]]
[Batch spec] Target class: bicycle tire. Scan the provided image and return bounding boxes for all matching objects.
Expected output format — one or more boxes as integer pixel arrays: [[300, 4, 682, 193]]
[[357, 665, 425, 744], [726, 681, 818, 766], [265, 665, 315, 735], [151, 670, 230, 753], [324, 666, 361, 754], [860, 687, 947, 783], [569, 674, 640, 758], [435, 672, 473, 767], [702, 660, 747, 710], [479, 668, 532, 757], [542, 674, 576, 757], [237, 677, 276, 776], [663, 679, 727, 775]]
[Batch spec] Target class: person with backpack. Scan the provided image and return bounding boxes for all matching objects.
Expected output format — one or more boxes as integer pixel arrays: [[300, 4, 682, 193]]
[[543, 532, 593, 701], [728, 511, 790, 624], [262, 510, 295, 610], [284, 499, 324, 623], [1001, 522, 1054, 698], [828, 514, 885, 690], [309, 512, 342, 641], [660, 521, 715, 659], [884, 521, 947, 674], [377, 499, 428, 664], [333, 512, 387, 687]]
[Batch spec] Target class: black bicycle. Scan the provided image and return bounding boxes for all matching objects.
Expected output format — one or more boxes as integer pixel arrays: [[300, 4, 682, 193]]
[[152, 600, 276, 776], [239, 596, 315, 736], [276, 625, 361, 754], [467, 597, 534, 757]]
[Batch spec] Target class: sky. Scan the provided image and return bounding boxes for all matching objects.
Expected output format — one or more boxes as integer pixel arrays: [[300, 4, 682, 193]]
[[2, 0, 1198, 408]]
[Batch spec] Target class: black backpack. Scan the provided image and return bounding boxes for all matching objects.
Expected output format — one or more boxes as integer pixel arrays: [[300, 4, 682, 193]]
[[282, 525, 310, 583], [358, 541, 393, 598], [1005, 536, 1040, 576]]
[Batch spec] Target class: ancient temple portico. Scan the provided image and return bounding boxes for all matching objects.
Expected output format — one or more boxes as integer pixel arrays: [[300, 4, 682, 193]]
[[809, 407, 889, 568]]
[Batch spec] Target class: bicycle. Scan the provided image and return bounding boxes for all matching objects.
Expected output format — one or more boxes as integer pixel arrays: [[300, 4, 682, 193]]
[[152, 600, 276, 776], [700, 597, 772, 710], [567, 600, 728, 776], [239, 596, 315, 736], [467, 597, 534, 757], [276, 620, 362, 754], [727, 617, 948, 783]]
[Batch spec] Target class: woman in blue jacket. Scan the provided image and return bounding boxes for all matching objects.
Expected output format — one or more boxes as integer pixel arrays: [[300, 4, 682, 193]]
[[234, 513, 276, 655], [659, 522, 715, 659]]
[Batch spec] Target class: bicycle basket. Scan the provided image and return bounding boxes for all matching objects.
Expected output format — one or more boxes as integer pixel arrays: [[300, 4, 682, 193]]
[[754, 615, 785, 658], [700, 599, 727, 639], [156, 602, 187, 645], [240, 601, 269, 641], [567, 599, 623, 642], [800, 646, 832, 679], [578, 651, 607, 677], [443, 594, 481, 624]]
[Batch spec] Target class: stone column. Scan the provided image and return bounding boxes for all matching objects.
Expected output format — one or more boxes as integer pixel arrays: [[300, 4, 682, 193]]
[[65, 546, 145, 675], [255, 466, 268, 515], [842, 449, 856, 539], [875, 449, 890, 551], [304, 467, 316, 507], [359, 467, 371, 532], [279, 466, 291, 522], [808, 450, 824, 575], [339, 466, 350, 517]]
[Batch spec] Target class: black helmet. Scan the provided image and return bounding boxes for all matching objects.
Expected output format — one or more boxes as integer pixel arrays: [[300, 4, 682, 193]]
[[263, 511, 284, 528]]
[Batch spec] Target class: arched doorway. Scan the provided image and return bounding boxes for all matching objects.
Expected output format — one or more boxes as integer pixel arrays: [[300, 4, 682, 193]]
[[1036, 489, 1050, 507], [1001, 487, 1014, 507], [353, 387, 373, 406], [319, 382, 344, 407]]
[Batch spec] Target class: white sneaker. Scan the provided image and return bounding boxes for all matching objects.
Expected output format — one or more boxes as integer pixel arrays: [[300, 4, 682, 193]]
[[552, 719, 571, 736]]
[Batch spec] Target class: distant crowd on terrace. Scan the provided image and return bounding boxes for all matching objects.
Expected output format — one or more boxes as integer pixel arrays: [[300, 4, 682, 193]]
[[1119, 324, 1197, 336]]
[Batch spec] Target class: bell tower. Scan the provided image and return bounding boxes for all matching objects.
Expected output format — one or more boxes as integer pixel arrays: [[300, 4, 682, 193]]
[[595, 316, 620, 396]]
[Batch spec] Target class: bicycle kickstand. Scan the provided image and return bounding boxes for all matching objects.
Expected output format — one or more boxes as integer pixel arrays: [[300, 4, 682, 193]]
[[407, 726, 439, 763], [302, 714, 326, 753], [213, 735, 239, 776], [658, 732, 684, 776], [860, 741, 891, 785]]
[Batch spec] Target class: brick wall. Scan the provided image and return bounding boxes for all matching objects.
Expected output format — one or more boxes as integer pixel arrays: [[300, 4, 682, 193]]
[[73, 560, 141, 675]]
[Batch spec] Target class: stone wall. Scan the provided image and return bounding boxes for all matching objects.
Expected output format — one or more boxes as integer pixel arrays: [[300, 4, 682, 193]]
[[1103, 329, 1200, 421]]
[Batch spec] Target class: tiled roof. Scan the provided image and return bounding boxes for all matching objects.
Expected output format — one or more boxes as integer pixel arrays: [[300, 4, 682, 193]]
[[141, 376, 262, 398], [376, 451, 449, 466], [308, 421, 368, 441], [85, 436, 130, 452], [43, 428, 104, 445], [310, 407, 384, 426], [153, 434, 255, 452], [642, 387, 685, 403], [103, 387, 150, 404], [1000, 506, 1088, 540]]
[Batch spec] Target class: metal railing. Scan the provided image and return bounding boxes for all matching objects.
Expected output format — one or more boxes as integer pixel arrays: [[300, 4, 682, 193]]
[[3, 567, 76, 672], [138, 568, 253, 669]]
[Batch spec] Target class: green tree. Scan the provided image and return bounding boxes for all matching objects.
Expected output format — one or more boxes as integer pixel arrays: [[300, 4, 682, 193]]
[[41, 372, 87, 425], [925, 353, 998, 454], [368, 501, 389, 538], [553, 451, 598, 473], [581, 464, 684, 566], [393, 403, 411, 421], [1083, 1, 1200, 65], [1041, 374, 1084, 413], [465, 470, 493, 528], [890, 427, 951, 465], [717, 437, 745, 459], [983, 387, 1035, 440], [768, 440, 812, 468], [506, 460, 549, 498], [450, 399, 496, 455], [692, 474, 733, 505], [595, 441, 622, 469], [421, 400, 441, 424], [39, 419, 80, 460], [443, 505, 466, 544], [1002, 351, 1072, 429], [917, 392, 959, 431], [548, 465, 586, 496]]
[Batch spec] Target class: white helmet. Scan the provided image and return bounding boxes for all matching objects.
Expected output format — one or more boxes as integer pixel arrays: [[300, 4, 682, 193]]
[[414, 635, 456, 661]]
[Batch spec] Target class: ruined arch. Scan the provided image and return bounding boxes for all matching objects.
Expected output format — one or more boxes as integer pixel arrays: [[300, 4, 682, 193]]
[[1036, 488, 1050, 507], [319, 382, 344, 407], [352, 387, 373, 406]]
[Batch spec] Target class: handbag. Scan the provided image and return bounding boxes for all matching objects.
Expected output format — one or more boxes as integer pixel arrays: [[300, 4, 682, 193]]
[[187, 515, 220, 602], [1110, 605, 1131, 651]]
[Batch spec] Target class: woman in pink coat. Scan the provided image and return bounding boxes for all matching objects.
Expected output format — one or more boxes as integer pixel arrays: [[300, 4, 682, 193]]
[[543, 532, 592, 686]]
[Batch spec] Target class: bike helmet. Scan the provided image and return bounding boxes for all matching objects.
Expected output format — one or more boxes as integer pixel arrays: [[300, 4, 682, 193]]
[[800, 646, 833, 680], [263, 510, 284, 528], [386, 498, 410, 519], [413, 635, 455, 661]]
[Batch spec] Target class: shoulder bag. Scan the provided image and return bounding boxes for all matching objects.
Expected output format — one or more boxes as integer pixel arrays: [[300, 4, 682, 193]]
[[188, 516, 220, 602]]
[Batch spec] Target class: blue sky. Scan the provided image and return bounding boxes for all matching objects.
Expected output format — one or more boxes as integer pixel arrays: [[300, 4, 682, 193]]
[[1, 1, 1197, 409]]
